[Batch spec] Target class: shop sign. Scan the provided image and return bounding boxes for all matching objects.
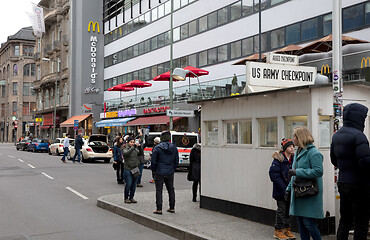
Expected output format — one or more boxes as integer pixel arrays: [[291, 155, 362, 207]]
[[81, 104, 93, 114], [35, 118, 43, 122], [118, 109, 136, 117], [105, 111, 118, 118], [246, 62, 317, 89], [85, 21, 101, 94], [144, 106, 170, 114], [166, 109, 194, 117], [266, 53, 299, 66]]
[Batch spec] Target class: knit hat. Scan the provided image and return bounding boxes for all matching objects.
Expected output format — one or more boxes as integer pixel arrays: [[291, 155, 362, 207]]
[[160, 131, 171, 142], [127, 136, 135, 143], [153, 137, 160, 143], [281, 138, 294, 151]]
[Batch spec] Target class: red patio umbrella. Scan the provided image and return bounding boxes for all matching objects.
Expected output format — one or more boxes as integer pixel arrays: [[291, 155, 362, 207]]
[[183, 66, 209, 77], [107, 84, 135, 103], [122, 79, 152, 100], [153, 71, 180, 81]]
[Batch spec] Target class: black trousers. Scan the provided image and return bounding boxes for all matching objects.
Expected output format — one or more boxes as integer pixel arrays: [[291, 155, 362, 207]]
[[192, 181, 200, 197], [116, 161, 124, 182], [154, 173, 175, 211], [337, 183, 370, 240]]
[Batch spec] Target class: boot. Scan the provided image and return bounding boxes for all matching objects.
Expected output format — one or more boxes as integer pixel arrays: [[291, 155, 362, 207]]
[[283, 228, 295, 239], [273, 229, 288, 240], [192, 195, 197, 202]]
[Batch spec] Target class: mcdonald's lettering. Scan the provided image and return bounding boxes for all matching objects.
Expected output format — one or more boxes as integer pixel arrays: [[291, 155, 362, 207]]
[[361, 57, 370, 68], [88, 21, 100, 33], [321, 64, 330, 74]]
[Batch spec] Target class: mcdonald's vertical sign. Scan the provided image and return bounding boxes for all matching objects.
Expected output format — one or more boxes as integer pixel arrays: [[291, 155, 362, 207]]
[[86, 21, 101, 94], [361, 57, 370, 68], [88, 21, 100, 33]]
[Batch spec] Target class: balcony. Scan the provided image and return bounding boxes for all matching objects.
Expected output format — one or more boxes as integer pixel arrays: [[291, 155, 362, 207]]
[[44, 44, 53, 55], [9, 55, 21, 62], [53, 40, 61, 51]]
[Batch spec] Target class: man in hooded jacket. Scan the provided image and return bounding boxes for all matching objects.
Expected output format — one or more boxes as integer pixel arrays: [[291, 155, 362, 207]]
[[330, 103, 370, 240], [151, 131, 179, 214]]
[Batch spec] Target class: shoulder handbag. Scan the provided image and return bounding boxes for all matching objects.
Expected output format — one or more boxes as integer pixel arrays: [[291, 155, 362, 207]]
[[130, 167, 140, 178], [293, 178, 318, 198]]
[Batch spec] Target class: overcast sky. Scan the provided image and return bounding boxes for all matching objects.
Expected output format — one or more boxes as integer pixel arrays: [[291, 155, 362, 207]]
[[0, 0, 39, 44]]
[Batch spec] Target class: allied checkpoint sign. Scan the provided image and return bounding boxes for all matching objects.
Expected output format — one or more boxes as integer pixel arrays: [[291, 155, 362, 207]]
[[246, 62, 317, 91]]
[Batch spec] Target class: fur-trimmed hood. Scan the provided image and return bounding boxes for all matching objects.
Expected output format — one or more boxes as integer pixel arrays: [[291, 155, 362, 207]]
[[272, 149, 294, 162]]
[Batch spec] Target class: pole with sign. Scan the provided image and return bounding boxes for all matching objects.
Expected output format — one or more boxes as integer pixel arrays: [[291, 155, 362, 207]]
[[74, 120, 79, 137]]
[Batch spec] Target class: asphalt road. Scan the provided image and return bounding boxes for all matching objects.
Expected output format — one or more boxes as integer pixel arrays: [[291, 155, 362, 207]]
[[0, 143, 191, 240]]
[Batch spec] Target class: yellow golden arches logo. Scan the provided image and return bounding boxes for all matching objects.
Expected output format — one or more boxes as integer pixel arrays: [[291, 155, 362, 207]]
[[361, 57, 370, 68], [88, 21, 100, 33], [321, 64, 330, 74]]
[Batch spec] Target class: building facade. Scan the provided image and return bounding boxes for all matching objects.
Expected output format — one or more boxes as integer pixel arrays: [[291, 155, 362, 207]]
[[0, 27, 36, 142], [33, 0, 71, 139]]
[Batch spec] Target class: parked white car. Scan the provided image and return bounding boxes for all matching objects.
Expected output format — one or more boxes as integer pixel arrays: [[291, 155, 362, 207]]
[[68, 134, 112, 162], [49, 138, 75, 155]]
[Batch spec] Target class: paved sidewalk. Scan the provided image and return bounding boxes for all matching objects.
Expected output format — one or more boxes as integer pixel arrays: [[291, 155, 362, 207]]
[[98, 189, 338, 240]]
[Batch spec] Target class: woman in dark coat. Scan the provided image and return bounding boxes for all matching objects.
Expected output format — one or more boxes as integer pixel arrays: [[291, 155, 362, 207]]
[[188, 143, 201, 202], [113, 137, 124, 184]]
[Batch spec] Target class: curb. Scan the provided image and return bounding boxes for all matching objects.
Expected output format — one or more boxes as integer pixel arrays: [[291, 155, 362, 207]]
[[97, 197, 213, 240]]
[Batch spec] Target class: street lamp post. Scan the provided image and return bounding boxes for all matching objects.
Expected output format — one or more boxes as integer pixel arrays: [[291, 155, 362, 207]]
[[169, 0, 174, 131], [42, 58, 58, 140]]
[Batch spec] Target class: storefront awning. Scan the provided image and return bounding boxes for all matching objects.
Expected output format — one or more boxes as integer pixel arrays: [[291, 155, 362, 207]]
[[95, 117, 135, 127], [124, 115, 181, 126], [60, 114, 91, 127]]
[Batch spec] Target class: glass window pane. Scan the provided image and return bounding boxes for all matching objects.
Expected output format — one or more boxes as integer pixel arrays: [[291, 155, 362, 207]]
[[343, 4, 364, 32], [117, 50, 123, 62], [218, 7, 228, 26], [199, 16, 207, 32], [254, 33, 269, 53], [218, 45, 228, 62], [271, 0, 285, 5], [157, 33, 165, 47], [151, 65, 158, 78], [189, 53, 197, 67], [165, 1, 171, 15], [254, 0, 269, 12], [319, 115, 331, 148], [208, 48, 217, 65], [206, 121, 218, 146], [181, 0, 188, 7], [145, 11, 151, 23], [158, 4, 165, 18], [240, 121, 252, 144], [133, 45, 139, 57], [242, 37, 254, 56], [180, 56, 188, 67], [199, 50, 207, 67], [242, 0, 254, 16], [174, 0, 181, 10], [286, 23, 300, 45], [122, 49, 128, 61], [165, 31, 170, 45], [271, 28, 284, 49], [180, 24, 188, 39], [259, 118, 277, 147], [152, 7, 158, 21], [144, 40, 151, 52], [323, 13, 332, 36], [151, 36, 158, 50], [226, 122, 238, 144], [208, 11, 217, 29], [231, 1, 242, 21], [231, 40, 242, 59], [189, 20, 197, 36], [173, 27, 181, 42], [366, 2, 370, 25], [138, 42, 144, 55], [127, 47, 133, 59], [301, 18, 318, 42], [284, 116, 307, 140]]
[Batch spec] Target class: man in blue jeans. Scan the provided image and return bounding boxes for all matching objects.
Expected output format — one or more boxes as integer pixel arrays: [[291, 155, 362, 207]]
[[72, 133, 84, 163], [61, 133, 70, 163], [151, 131, 179, 215]]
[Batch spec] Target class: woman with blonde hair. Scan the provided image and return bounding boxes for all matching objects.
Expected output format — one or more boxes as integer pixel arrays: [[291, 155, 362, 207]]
[[286, 127, 324, 240]]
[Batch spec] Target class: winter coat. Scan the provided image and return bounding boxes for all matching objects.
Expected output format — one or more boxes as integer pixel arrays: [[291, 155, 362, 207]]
[[188, 144, 201, 182], [286, 144, 324, 219], [122, 144, 142, 170], [74, 135, 83, 150], [330, 103, 370, 186], [113, 145, 123, 162], [151, 141, 179, 176], [269, 150, 293, 201]]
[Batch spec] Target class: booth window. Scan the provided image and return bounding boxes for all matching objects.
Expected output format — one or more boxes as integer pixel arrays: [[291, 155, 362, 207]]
[[284, 116, 308, 139], [225, 120, 252, 145], [205, 121, 218, 146], [259, 118, 277, 147], [319, 116, 331, 148]]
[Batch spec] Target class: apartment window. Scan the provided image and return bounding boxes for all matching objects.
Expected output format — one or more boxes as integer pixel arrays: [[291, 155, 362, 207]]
[[301, 18, 318, 42], [218, 7, 228, 26], [23, 82, 30, 96], [231, 40, 242, 59], [218, 45, 228, 62], [242, 37, 254, 56], [23, 64, 30, 76], [271, 28, 284, 49], [23, 102, 30, 116], [1, 86, 5, 97], [56, 86, 60, 106], [13, 82, 18, 95], [323, 13, 332, 36], [30, 102, 36, 112], [208, 11, 217, 29], [37, 65, 41, 80], [13, 64, 18, 76], [23, 46, 34, 57], [14, 45, 20, 56], [1, 104, 5, 116], [180, 24, 188, 39], [31, 83, 36, 95], [199, 15, 207, 32], [57, 58, 61, 72], [366, 2, 370, 25], [259, 118, 277, 147], [37, 93, 42, 110], [231, 1, 242, 21], [189, 20, 197, 36], [242, 0, 254, 16], [286, 23, 301, 45], [343, 4, 364, 32], [63, 83, 68, 103], [284, 116, 307, 140], [199, 50, 207, 67], [12, 102, 17, 115], [208, 48, 217, 65], [205, 121, 218, 146]]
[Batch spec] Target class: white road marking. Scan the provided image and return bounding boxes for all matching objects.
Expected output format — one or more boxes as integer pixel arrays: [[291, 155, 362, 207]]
[[65, 187, 89, 200], [8, 155, 15, 158], [28, 164, 35, 169], [41, 172, 54, 180], [18, 159, 24, 162]]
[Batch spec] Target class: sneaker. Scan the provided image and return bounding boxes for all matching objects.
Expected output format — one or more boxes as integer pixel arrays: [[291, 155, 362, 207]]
[[283, 228, 296, 239], [61, 158, 66, 163], [153, 210, 162, 215], [150, 180, 155, 183], [167, 209, 175, 213], [273, 229, 288, 240], [130, 199, 137, 203], [137, 184, 143, 187], [124, 199, 131, 204]]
